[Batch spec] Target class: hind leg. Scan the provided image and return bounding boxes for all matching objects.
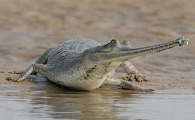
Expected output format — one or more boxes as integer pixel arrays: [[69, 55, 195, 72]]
[[31, 48, 55, 74], [101, 77, 153, 92], [6, 64, 48, 82], [35, 48, 55, 64], [9, 48, 55, 75], [121, 60, 148, 82]]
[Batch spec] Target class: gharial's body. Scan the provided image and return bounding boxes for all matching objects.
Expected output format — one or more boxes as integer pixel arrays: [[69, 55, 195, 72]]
[[45, 39, 110, 90], [7, 37, 188, 91]]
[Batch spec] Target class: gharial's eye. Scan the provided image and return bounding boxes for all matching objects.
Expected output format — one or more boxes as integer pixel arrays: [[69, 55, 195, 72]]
[[102, 39, 118, 52], [121, 40, 131, 47], [110, 39, 117, 44]]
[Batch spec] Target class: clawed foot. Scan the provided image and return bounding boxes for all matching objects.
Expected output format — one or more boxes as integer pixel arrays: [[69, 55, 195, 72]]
[[122, 74, 149, 82], [8, 71, 37, 75], [6, 76, 23, 82], [143, 89, 154, 92]]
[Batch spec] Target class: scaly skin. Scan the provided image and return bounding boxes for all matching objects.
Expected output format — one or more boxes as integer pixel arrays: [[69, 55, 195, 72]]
[[7, 37, 188, 91]]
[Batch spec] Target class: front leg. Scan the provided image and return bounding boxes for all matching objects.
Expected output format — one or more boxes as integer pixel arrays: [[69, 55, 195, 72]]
[[121, 60, 148, 82], [101, 77, 153, 92]]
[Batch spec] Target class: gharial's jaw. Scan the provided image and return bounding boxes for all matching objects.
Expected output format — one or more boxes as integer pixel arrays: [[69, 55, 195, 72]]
[[87, 37, 188, 64]]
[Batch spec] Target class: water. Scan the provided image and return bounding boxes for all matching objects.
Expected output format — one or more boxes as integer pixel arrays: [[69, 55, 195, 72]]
[[0, 82, 195, 120]]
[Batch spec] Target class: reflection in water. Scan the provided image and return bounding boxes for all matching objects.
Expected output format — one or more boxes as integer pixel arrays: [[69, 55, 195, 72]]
[[0, 81, 195, 120], [29, 82, 137, 120]]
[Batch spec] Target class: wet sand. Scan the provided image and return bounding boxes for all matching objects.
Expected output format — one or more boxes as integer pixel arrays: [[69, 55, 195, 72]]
[[0, 0, 195, 119]]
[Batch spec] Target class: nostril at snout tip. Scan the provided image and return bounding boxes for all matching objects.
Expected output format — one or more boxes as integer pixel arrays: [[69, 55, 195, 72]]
[[177, 37, 189, 46]]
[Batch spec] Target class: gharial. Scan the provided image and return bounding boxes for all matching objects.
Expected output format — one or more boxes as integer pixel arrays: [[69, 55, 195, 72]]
[[6, 37, 188, 91]]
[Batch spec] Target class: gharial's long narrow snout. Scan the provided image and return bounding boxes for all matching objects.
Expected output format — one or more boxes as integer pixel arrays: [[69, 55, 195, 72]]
[[97, 37, 188, 63]]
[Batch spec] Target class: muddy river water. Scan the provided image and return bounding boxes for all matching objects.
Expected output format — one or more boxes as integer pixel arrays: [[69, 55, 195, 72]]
[[0, 0, 195, 120], [0, 83, 195, 120]]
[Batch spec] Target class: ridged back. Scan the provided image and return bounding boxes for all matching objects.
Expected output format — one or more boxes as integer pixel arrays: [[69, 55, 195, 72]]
[[47, 38, 101, 70]]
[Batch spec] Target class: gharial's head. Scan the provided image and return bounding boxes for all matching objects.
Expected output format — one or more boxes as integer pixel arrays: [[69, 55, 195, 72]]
[[82, 38, 188, 65], [82, 39, 132, 64]]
